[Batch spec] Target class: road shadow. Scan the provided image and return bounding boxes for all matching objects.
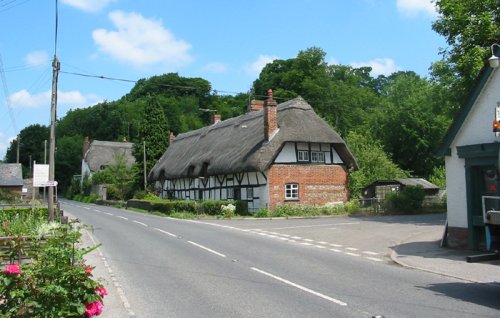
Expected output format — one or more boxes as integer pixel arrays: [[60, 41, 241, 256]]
[[417, 281, 500, 311]]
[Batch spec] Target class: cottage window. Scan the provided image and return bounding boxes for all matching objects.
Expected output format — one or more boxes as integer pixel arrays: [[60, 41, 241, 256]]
[[285, 183, 299, 200], [246, 188, 253, 199], [311, 151, 325, 163], [227, 188, 234, 199], [297, 150, 309, 162]]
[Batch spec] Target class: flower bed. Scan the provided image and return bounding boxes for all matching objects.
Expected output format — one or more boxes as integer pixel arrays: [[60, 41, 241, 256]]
[[1, 208, 107, 317]]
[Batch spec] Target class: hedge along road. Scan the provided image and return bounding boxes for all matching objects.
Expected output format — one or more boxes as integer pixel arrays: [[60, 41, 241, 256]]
[[61, 199, 499, 318]]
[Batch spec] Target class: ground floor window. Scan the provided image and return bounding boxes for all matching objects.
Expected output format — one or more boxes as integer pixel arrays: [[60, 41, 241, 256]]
[[285, 183, 299, 200]]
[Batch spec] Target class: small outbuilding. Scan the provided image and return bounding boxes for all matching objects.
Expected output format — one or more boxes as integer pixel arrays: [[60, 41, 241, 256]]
[[362, 178, 440, 199], [0, 163, 24, 197]]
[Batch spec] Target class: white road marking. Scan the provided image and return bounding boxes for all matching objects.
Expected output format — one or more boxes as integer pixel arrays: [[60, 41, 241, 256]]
[[362, 251, 379, 256], [104, 212, 113, 216], [84, 207, 91, 210], [251, 267, 347, 306], [301, 242, 313, 246], [318, 241, 328, 245], [270, 222, 359, 230], [345, 252, 361, 257], [93, 209, 101, 212], [304, 239, 314, 242], [133, 220, 148, 227], [330, 248, 342, 253], [154, 228, 178, 238], [346, 247, 359, 251], [117, 216, 128, 220], [188, 241, 226, 258], [330, 243, 343, 247], [365, 257, 384, 262], [314, 245, 326, 249]]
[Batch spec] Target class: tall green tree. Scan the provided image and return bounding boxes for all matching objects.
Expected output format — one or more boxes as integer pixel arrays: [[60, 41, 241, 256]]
[[55, 135, 84, 191], [431, 0, 500, 102], [133, 95, 169, 189], [368, 72, 450, 177], [346, 131, 409, 198], [4, 124, 49, 177]]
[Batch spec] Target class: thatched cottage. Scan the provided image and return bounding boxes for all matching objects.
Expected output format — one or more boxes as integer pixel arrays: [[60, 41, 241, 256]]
[[81, 138, 135, 178], [149, 90, 357, 212]]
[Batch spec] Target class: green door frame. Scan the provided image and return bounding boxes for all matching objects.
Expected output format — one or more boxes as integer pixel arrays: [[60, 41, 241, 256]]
[[457, 142, 500, 249]]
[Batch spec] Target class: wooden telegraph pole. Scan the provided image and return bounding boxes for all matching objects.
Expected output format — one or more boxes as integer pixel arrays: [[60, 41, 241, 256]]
[[48, 55, 59, 222]]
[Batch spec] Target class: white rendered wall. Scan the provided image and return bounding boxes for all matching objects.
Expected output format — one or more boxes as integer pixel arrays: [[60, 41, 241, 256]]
[[446, 68, 500, 228]]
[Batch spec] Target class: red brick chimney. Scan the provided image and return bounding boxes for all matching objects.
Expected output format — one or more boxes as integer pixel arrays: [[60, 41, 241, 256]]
[[264, 89, 278, 141], [82, 136, 90, 158], [249, 100, 264, 112], [212, 114, 221, 124], [169, 130, 175, 145]]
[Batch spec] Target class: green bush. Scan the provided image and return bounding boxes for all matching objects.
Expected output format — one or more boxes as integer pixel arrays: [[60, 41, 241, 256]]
[[385, 185, 426, 214], [0, 208, 48, 236], [127, 199, 248, 217], [255, 208, 269, 218], [0, 223, 107, 317]]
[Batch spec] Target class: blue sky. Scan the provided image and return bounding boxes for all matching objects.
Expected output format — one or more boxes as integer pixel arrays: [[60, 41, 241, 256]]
[[0, 0, 445, 160]]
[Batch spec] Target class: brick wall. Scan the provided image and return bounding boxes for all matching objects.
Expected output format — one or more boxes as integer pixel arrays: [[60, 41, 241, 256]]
[[267, 164, 349, 209]]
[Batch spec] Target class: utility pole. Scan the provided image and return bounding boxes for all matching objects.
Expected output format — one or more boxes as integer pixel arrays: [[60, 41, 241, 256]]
[[143, 139, 147, 191], [48, 55, 59, 222], [44, 140, 47, 202], [16, 136, 19, 163]]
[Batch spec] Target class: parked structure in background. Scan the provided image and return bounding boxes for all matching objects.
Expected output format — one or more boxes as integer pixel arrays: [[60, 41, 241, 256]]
[[149, 90, 358, 213], [438, 44, 500, 250]]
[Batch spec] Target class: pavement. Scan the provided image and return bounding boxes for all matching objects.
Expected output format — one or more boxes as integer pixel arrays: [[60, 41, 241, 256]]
[[71, 211, 500, 317], [389, 227, 500, 285]]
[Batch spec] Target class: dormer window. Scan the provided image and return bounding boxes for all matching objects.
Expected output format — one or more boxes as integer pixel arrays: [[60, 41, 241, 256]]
[[311, 151, 325, 163], [297, 150, 309, 162]]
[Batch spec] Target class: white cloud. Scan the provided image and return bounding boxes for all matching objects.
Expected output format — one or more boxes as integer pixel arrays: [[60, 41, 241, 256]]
[[93, 11, 193, 69], [246, 55, 278, 76], [201, 62, 228, 73], [396, 0, 437, 17], [62, 0, 115, 12], [328, 57, 340, 65], [351, 58, 400, 76], [25, 51, 50, 66], [8, 89, 102, 109]]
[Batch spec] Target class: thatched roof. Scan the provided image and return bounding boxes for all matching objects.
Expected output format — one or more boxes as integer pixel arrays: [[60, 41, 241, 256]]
[[84, 140, 135, 172], [0, 163, 23, 186], [149, 97, 357, 181]]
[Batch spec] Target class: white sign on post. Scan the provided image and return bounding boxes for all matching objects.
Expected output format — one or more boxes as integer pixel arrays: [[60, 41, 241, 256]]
[[33, 164, 50, 187]]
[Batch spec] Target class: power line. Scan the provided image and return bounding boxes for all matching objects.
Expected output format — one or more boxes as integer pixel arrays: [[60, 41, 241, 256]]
[[60, 70, 137, 83], [0, 54, 18, 135]]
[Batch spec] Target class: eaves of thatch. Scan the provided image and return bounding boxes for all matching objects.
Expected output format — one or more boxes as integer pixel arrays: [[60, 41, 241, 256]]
[[149, 97, 357, 181], [84, 140, 135, 173]]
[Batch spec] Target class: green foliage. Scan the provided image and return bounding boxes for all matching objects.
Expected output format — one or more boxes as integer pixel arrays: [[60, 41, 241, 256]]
[[0, 189, 17, 204], [92, 152, 135, 201], [385, 185, 426, 214], [346, 131, 409, 198], [3, 124, 49, 177], [429, 165, 447, 188], [55, 135, 84, 191], [127, 199, 246, 216], [0, 223, 107, 317], [0, 208, 48, 236], [268, 201, 359, 217], [431, 0, 500, 103]]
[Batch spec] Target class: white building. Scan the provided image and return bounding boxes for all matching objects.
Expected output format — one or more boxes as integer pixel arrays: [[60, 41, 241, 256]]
[[438, 49, 500, 249]]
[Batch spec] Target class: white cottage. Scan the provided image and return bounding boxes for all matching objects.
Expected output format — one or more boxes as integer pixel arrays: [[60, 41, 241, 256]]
[[438, 47, 500, 250]]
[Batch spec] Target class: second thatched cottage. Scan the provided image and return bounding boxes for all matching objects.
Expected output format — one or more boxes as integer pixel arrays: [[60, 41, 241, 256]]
[[149, 90, 358, 212]]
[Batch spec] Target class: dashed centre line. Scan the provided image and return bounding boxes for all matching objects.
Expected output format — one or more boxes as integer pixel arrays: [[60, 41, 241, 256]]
[[188, 241, 226, 258], [133, 220, 148, 227]]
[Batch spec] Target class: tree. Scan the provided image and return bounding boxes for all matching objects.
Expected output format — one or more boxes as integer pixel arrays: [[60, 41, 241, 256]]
[[345, 131, 409, 198], [92, 152, 135, 200], [55, 135, 84, 191], [431, 0, 500, 102], [4, 124, 49, 177], [368, 72, 450, 177], [133, 95, 169, 189]]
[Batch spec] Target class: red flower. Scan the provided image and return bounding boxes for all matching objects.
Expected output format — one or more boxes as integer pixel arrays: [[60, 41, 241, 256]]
[[2, 263, 22, 275], [82, 263, 93, 275], [84, 300, 104, 317], [95, 286, 108, 297]]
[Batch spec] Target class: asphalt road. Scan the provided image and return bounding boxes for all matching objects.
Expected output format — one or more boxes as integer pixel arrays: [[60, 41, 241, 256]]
[[61, 200, 500, 318]]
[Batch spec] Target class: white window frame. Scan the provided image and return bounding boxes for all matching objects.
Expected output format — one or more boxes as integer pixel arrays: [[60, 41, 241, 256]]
[[246, 188, 254, 199], [311, 151, 325, 163], [227, 188, 234, 199], [285, 183, 299, 200], [297, 150, 309, 162]]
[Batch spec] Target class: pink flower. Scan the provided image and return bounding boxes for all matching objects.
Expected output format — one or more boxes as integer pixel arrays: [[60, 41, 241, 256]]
[[2, 263, 22, 275], [95, 286, 108, 297], [84, 301, 104, 317], [82, 264, 93, 275]]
